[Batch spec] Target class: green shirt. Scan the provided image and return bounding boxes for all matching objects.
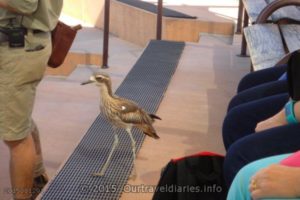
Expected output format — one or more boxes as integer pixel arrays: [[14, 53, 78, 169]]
[[0, 0, 63, 31]]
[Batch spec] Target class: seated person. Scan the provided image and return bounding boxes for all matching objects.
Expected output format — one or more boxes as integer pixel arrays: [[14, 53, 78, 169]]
[[227, 151, 300, 200], [228, 64, 287, 111], [224, 64, 288, 149], [223, 51, 300, 187]]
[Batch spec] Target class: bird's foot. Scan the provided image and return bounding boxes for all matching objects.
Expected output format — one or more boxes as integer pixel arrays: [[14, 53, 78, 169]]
[[129, 166, 137, 180], [132, 146, 136, 153], [129, 172, 137, 180], [132, 142, 136, 149], [92, 172, 105, 177]]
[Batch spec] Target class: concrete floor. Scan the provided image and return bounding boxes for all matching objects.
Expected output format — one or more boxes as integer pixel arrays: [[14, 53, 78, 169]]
[[120, 34, 250, 200], [0, 1, 252, 199], [0, 31, 143, 200], [0, 33, 250, 199]]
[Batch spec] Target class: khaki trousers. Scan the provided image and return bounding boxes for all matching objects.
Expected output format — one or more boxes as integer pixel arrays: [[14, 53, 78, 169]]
[[0, 31, 51, 141]]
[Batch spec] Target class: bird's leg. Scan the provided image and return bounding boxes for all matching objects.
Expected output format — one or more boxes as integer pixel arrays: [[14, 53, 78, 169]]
[[93, 127, 119, 176], [127, 128, 137, 179]]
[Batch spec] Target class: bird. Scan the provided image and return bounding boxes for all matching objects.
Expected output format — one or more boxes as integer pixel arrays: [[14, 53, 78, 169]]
[[81, 72, 161, 178]]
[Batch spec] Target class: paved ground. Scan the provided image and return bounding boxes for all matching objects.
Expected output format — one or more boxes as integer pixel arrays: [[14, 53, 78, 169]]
[[120, 34, 250, 200], [0, 33, 250, 200], [0, 1, 252, 199]]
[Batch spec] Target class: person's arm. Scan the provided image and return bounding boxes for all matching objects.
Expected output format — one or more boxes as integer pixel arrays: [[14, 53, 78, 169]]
[[0, 1, 17, 12], [249, 164, 300, 199], [255, 100, 300, 132], [0, 0, 38, 15]]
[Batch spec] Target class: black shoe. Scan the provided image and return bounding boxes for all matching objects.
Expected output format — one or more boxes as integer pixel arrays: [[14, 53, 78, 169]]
[[31, 173, 49, 199]]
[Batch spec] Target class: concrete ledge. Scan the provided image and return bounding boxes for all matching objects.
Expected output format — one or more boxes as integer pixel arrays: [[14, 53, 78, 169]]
[[108, 1, 234, 46], [62, 0, 235, 46], [46, 52, 102, 76], [116, 0, 197, 19], [45, 27, 142, 77], [45, 27, 105, 76]]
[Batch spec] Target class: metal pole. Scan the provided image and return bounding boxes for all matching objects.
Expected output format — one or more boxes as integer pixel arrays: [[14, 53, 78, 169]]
[[240, 8, 248, 57], [156, 0, 163, 40], [236, 0, 243, 34], [102, 0, 110, 68]]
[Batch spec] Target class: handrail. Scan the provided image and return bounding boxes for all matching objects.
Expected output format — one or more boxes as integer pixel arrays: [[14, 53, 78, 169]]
[[102, 0, 110, 68], [102, 0, 164, 68], [256, 0, 300, 23], [156, 0, 163, 40], [236, 0, 244, 34]]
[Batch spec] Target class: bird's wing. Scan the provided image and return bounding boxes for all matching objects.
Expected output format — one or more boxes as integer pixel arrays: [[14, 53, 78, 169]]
[[112, 98, 151, 124], [111, 97, 139, 113], [119, 108, 150, 125]]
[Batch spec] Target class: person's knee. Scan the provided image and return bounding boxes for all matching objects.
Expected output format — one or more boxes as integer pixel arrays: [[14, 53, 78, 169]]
[[222, 107, 247, 149], [223, 142, 248, 187], [232, 161, 256, 184], [237, 76, 250, 93], [226, 161, 257, 199], [223, 150, 236, 187], [4, 137, 26, 149], [237, 72, 257, 93], [227, 94, 244, 111], [222, 113, 235, 150], [4, 134, 35, 153]]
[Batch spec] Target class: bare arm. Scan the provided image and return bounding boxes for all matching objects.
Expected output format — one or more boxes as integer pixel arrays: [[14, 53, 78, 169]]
[[295, 101, 300, 119], [256, 100, 300, 132]]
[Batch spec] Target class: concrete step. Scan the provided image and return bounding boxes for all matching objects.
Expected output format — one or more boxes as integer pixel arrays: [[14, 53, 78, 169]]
[[199, 33, 234, 46], [46, 27, 143, 76]]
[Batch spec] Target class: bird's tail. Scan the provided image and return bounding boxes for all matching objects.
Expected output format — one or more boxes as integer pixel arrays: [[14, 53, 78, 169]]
[[139, 124, 160, 139], [149, 113, 161, 121]]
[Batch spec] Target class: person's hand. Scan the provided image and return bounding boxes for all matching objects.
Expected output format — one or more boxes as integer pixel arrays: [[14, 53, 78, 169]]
[[255, 117, 280, 132], [249, 164, 300, 199], [255, 110, 286, 132]]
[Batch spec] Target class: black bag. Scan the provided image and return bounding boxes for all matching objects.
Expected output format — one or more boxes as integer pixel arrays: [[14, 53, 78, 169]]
[[153, 152, 227, 200], [287, 51, 300, 101]]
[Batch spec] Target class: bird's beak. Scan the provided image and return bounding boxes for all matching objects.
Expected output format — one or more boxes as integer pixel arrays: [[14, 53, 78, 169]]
[[81, 76, 96, 85], [81, 80, 94, 85]]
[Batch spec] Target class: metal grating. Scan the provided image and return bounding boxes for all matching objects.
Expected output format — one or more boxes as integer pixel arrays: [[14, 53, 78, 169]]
[[40, 40, 185, 200], [117, 0, 197, 19]]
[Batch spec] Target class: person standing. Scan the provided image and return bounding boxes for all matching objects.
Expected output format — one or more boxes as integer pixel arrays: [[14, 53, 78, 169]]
[[0, 1, 63, 199]]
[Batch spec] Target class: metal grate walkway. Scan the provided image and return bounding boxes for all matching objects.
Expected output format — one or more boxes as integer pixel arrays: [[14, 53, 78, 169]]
[[117, 0, 197, 19], [40, 40, 185, 200]]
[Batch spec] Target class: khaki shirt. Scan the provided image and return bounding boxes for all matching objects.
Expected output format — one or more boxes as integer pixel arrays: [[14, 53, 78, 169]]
[[0, 0, 63, 31]]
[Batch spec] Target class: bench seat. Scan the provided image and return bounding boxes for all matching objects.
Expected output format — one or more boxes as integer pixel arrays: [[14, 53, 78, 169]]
[[244, 23, 300, 71], [239, 0, 300, 56], [280, 24, 300, 52], [242, 0, 300, 23], [244, 24, 286, 71]]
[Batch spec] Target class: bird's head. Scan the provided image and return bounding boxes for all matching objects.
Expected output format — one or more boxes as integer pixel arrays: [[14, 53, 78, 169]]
[[81, 72, 111, 86]]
